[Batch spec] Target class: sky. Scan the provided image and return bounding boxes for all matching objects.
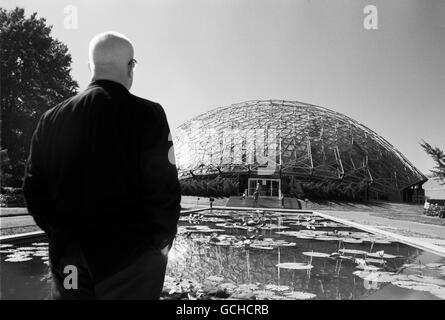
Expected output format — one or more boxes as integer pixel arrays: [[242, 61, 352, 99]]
[[2, 0, 444, 175]]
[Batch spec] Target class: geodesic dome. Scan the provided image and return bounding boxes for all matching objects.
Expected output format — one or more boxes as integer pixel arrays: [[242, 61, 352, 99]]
[[173, 100, 426, 196]]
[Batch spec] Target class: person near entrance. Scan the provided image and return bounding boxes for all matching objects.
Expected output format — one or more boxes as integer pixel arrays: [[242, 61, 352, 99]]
[[280, 192, 285, 208], [253, 182, 260, 206]]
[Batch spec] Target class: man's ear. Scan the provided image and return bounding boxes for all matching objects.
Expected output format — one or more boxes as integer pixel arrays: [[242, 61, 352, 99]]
[[127, 66, 134, 90], [128, 64, 133, 78]]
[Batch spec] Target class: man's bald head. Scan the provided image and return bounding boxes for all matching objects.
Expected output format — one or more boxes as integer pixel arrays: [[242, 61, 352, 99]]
[[88, 31, 135, 90]]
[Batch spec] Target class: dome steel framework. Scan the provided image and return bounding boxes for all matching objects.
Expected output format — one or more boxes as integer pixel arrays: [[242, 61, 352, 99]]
[[173, 100, 426, 199]]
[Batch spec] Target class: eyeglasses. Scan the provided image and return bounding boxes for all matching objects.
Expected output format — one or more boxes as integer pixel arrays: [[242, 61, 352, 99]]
[[128, 58, 138, 70]]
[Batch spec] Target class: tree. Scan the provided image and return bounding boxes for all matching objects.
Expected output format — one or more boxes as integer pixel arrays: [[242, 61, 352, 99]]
[[421, 141, 445, 183], [1, 7, 78, 187]]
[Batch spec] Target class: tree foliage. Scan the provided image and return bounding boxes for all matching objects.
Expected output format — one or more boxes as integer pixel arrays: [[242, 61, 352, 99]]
[[421, 141, 445, 184], [1, 7, 78, 187]]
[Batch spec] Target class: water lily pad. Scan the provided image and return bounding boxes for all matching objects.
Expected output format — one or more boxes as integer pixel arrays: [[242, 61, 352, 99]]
[[365, 258, 386, 265], [302, 252, 330, 258], [0, 249, 16, 254], [426, 263, 445, 269], [314, 236, 341, 241], [219, 283, 238, 293], [7, 252, 33, 258], [32, 251, 48, 257], [5, 256, 33, 262], [252, 290, 287, 300], [32, 243, 48, 246], [259, 224, 289, 230], [235, 284, 260, 293], [329, 253, 353, 260], [206, 276, 224, 283], [283, 291, 316, 300], [215, 223, 239, 228], [274, 242, 296, 247], [32, 247, 48, 251], [321, 222, 343, 228], [192, 225, 214, 230], [327, 231, 349, 237], [366, 252, 397, 259], [403, 263, 426, 269], [276, 263, 313, 270], [296, 235, 317, 240], [0, 244, 14, 249], [250, 245, 274, 250], [275, 231, 304, 236], [339, 249, 368, 255], [353, 271, 396, 283], [264, 284, 291, 292], [235, 225, 256, 230], [208, 217, 228, 223]]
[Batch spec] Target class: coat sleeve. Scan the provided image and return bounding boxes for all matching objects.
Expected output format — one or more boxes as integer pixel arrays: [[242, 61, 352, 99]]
[[22, 114, 52, 236], [140, 104, 181, 250]]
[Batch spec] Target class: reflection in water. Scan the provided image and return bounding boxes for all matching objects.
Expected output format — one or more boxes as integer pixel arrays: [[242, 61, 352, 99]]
[[165, 210, 445, 300], [1, 209, 445, 300]]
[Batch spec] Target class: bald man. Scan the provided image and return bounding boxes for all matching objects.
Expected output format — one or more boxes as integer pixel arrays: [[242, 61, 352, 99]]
[[23, 31, 181, 299]]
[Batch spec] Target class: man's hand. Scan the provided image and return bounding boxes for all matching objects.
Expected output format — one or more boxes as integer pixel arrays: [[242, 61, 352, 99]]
[[160, 243, 170, 256]]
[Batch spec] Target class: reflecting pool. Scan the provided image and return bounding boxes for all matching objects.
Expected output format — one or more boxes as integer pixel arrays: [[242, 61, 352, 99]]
[[1, 209, 445, 300]]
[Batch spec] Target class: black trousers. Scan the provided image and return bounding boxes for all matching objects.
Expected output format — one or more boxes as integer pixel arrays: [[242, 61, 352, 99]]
[[50, 241, 168, 300]]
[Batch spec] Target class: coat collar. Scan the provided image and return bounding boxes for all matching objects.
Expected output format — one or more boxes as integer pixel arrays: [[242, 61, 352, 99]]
[[88, 79, 129, 94]]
